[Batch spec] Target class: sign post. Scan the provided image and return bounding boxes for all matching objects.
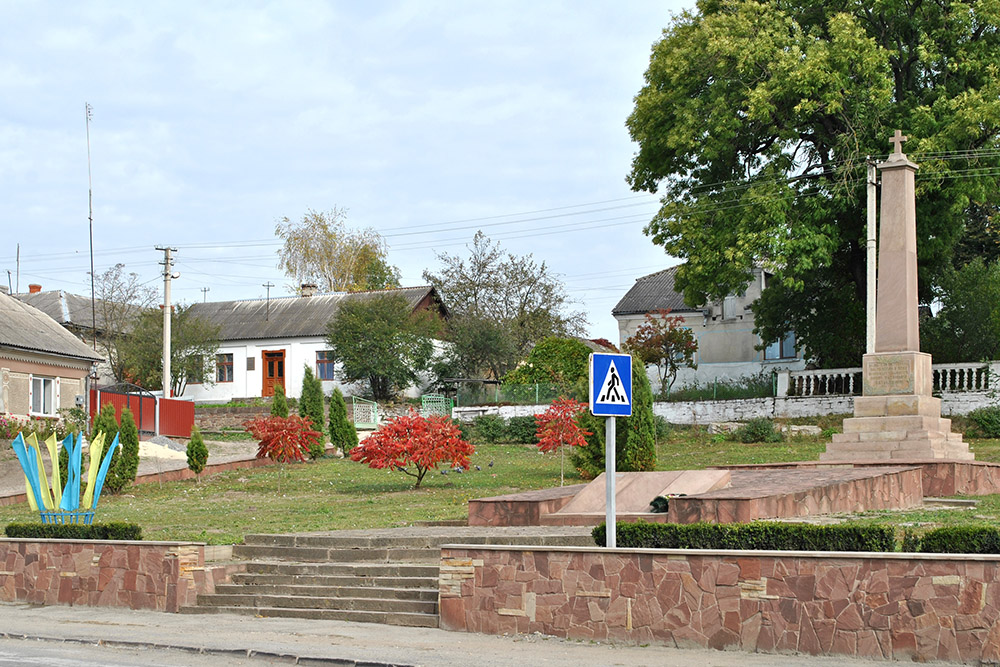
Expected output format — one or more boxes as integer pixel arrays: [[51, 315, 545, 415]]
[[589, 353, 632, 548]]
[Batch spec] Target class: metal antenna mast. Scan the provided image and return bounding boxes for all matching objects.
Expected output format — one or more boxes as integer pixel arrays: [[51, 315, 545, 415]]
[[86, 103, 97, 350], [262, 282, 274, 321]]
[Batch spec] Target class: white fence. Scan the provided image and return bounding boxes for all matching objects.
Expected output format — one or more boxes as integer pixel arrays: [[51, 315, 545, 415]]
[[781, 361, 1000, 397]]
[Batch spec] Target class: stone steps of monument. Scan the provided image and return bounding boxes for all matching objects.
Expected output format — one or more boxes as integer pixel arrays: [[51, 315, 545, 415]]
[[194, 591, 438, 614], [232, 571, 435, 589], [179, 604, 439, 628]]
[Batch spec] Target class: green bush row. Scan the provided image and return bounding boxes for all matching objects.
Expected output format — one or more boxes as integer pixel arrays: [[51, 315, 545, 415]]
[[966, 406, 1000, 438], [471, 414, 537, 444], [5, 522, 143, 541], [914, 525, 1000, 554], [592, 521, 895, 552]]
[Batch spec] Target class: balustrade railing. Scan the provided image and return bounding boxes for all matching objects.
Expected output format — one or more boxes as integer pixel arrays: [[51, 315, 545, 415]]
[[783, 361, 999, 397]]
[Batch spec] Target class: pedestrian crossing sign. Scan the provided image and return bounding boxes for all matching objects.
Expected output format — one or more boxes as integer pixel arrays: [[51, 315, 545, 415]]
[[589, 353, 632, 417]]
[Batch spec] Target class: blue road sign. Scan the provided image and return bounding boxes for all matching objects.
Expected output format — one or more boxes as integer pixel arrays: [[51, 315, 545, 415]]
[[590, 353, 632, 417]]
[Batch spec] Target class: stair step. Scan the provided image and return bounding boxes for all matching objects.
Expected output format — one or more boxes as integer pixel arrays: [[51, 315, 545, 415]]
[[244, 562, 439, 578], [179, 605, 439, 628], [195, 593, 437, 615], [231, 573, 436, 589], [233, 545, 440, 563], [241, 533, 592, 549], [214, 583, 438, 601]]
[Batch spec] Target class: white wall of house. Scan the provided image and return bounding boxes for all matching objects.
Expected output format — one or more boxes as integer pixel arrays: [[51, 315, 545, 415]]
[[182, 336, 445, 403]]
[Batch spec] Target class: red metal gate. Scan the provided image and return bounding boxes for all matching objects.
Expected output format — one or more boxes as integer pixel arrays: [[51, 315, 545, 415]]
[[89, 384, 194, 439]]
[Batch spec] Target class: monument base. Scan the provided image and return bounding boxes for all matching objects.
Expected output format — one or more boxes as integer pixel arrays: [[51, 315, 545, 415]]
[[823, 394, 972, 461]]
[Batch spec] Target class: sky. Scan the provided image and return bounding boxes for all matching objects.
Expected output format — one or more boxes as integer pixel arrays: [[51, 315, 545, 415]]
[[0, 1, 691, 342]]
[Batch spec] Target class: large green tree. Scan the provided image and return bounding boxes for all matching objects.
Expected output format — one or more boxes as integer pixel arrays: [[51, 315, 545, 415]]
[[627, 0, 1000, 368], [117, 304, 221, 396], [423, 231, 587, 375], [326, 295, 438, 400], [923, 258, 1000, 363]]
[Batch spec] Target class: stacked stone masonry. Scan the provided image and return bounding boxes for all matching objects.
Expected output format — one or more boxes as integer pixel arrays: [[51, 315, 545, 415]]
[[0, 540, 237, 613], [439, 546, 1000, 663]]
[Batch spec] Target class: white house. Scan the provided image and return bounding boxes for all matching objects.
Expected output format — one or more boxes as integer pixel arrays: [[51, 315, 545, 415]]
[[183, 285, 447, 403], [612, 266, 805, 387]]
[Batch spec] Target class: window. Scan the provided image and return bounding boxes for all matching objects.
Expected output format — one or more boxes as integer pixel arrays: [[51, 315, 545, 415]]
[[30, 376, 55, 416], [216, 353, 234, 382], [246, 357, 255, 371], [316, 350, 336, 381], [764, 331, 797, 361], [722, 295, 740, 319]]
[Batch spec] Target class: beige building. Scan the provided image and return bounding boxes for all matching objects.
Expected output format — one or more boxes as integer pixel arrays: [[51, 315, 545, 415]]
[[0, 289, 102, 422], [612, 266, 805, 387]]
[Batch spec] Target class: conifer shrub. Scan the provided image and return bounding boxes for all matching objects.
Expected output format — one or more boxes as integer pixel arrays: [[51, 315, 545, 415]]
[[328, 387, 358, 455], [187, 425, 209, 480], [299, 367, 326, 459], [90, 403, 120, 491], [104, 407, 140, 494], [270, 383, 289, 418]]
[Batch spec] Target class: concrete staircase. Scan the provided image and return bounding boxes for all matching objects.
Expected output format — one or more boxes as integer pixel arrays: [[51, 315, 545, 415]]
[[180, 526, 593, 628]]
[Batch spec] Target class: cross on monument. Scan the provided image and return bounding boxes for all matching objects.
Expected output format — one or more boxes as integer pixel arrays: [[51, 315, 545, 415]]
[[890, 129, 908, 155]]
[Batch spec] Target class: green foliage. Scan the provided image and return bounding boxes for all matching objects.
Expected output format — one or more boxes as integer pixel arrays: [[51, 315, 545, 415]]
[[59, 407, 90, 435], [650, 496, 670, 513], [570, 411, 606, 479], [90, 404, 120, 490], [326, 294, 438, 400], [299, 366, 326, 459], [505, 416, 538, 444], [736, 418, 783, 444], [923, 258, 1000, 363], [654, 416, 671, 440], [628, 0, 1000, 369], [918, 525, 1000, 554], [270, 384, 289, 418], [423, 231, 586, 363], [666, 371, 775, 402], [473, 414, 507, 444], [186, 425, 209, 477], [328, 387, 358, 455], [502, 337, 591, 388], [619, 357, 656, 472], [104, 408, 140, 494], [966, 406, 1000, 439], [5, 522, 142, 541], [116, 304, 221, 396], [439, 315, 519, 381], [593, 521, 896, 552]]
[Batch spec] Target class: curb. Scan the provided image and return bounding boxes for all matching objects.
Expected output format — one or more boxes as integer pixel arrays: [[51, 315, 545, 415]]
[[0, 631, 414, 667]]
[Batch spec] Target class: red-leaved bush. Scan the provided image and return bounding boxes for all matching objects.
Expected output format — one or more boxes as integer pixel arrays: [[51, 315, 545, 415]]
[[350, 411, 474, 488], [243, 415, 322, 463], [535, 397, 591, 486]]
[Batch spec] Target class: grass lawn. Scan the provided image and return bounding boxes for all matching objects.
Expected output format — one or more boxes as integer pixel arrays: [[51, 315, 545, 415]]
[[3, 418, 1000, 544]]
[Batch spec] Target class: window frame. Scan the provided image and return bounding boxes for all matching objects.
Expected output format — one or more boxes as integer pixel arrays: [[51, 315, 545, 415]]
[[216, 353, 234, 383], [316, 350, 336, 381], [29, 376, 56, 416], [764, 331, 797, 361]]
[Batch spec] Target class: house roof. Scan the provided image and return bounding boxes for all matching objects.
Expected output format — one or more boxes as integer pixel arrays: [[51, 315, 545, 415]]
[[15, 290, 111, 331], [611, 266, 700, 317], [186, 286, 446, 341], [0, 291, 103, 362]]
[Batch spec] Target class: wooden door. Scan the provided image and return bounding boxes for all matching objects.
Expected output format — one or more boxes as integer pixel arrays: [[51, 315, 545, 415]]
[[262, 350, 286, 397]]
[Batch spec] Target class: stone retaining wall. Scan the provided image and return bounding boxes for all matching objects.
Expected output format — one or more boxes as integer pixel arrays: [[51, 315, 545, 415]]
[[0, 539, 235, 612], [439, 545, 1000, 664], [194, 405, 269, 432]]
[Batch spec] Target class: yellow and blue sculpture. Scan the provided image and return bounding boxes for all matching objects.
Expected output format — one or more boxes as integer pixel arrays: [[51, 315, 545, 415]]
[[10, 431, 119, 524]]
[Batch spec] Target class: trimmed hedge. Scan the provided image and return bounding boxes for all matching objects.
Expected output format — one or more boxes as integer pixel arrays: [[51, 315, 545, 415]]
[[917, 525, 1000, 554], [592, 521, 896, 552], [5, 522, 142, 541], [506, 416, 538, 444]]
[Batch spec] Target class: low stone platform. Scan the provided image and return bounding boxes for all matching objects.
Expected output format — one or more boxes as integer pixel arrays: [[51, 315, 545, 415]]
[[469, 459, 1000, 527]]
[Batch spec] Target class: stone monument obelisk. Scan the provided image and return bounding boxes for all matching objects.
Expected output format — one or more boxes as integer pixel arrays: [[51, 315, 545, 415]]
[[822, 131, 972, 461]]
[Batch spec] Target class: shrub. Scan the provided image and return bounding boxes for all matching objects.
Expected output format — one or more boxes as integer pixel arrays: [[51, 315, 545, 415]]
[[506, 416, 537, 444], [299, 367, 325, 459], [592, 521, 896, 552], [535, 398, 591, 486], [187, 425, 209, 479], [473, 414, 506, 443], [918, 525, 1000, 554], [736, 418, 783, 443], [328, 387, 358, 455], [966, 406, 1000, 438], [570, 411, 606, 480], [104, 408, 140, 494], [5, 522, 142, 541], [619, 356, 656, 472], [270, 384, 289, 418], [654, 415, 671, 440], [244, 415, 321, 463], [350, 411, 474, 488], [90, 404, 120, 491], [451, 418, 473, 442]]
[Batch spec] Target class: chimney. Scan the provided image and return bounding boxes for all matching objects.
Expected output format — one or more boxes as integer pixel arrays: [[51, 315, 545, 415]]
[[300, 283, 318, 298], [28, 284, 42, 294]]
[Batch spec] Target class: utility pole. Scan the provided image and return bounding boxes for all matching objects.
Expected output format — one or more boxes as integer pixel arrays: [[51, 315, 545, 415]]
[[866, 158, 878, 355], [86, 103, 97, 350], [156, 246, 178, 397], [201, 287, 210, 302], [262, 282, 274, 321]]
